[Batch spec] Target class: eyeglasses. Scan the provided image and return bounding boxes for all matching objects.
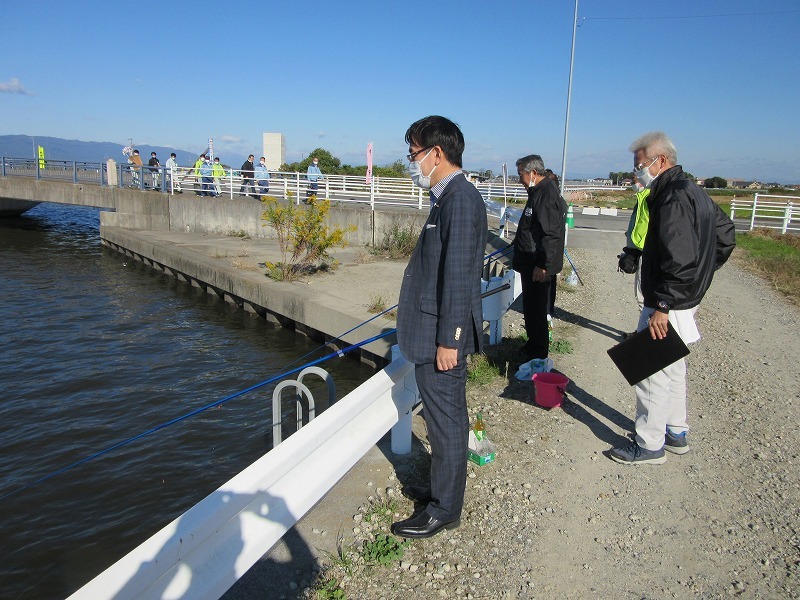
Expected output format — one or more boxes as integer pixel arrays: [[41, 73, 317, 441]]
[[406, 147, 432, 162], [634, 156, 658, 172]]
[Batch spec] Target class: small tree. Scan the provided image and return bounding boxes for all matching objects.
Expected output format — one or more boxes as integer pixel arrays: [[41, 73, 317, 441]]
[[261, 196, 355, 281], [705, 176, 728, 189]]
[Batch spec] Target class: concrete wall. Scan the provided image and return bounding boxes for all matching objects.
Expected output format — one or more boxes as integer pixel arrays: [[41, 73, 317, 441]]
[[0, 176, 499, 248], [168, 196, 430, 247]]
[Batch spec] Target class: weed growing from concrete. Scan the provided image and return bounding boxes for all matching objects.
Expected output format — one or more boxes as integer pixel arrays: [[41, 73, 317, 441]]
[[260, 195, 355, 281], [370, 222, 419, 259]]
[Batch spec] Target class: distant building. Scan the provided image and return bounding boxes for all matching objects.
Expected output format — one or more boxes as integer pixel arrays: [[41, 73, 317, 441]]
[[727, 179, 759, 189], [262, 133, 285, 171]]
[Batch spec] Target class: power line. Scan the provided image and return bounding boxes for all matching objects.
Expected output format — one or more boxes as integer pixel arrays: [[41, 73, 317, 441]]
[[584, 9, 800, 21]]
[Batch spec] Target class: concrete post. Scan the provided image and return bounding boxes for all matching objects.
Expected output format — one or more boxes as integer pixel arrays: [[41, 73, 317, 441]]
[[106, 159, 117, 186]]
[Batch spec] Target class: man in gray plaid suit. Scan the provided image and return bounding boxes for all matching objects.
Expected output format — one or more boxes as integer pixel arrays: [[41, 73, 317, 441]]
[[391, 116, 488, 539]]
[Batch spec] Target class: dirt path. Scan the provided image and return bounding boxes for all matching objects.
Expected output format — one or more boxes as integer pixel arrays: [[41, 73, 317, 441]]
[[322, 244, 800, 599]]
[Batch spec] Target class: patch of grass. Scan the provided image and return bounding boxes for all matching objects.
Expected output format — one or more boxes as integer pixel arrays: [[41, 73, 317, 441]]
[[362, 497, 398, 530], [370, 222, 419, 259], [550, 338, 573, 354], [227, 229, 250, 238], [321, 534, 357, 577], [366, 294, 396, 319], [315, 576, 346, 600], [367, 294, 387, 314], [360, 533, 409, 567], [467, 352, 500, 386], [735, 228, 800, 305]]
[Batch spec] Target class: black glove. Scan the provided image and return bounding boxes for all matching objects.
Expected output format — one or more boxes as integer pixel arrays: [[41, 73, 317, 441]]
[[617, 247, 641, 274]]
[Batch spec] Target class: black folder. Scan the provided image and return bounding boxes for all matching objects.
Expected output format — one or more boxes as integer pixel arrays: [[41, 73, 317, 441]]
[[607, 322, 690, 386]]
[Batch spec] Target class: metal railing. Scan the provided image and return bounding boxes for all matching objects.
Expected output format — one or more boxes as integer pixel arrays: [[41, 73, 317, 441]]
[[730, 194, 800, 233], [1, 155, 625, 210]]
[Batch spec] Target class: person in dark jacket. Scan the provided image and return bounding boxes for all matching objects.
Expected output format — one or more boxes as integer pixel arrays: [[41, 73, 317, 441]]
[[239, 155, 255, 197], [609, 131, 736, 465], [391, 116, 488, 540], [148, 152, 161, 189], [511, 154, 567, 361]]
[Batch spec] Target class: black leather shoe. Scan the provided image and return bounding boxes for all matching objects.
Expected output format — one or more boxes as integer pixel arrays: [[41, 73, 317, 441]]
[[401, 485, 432, 503], [391, 511, 460, 539]]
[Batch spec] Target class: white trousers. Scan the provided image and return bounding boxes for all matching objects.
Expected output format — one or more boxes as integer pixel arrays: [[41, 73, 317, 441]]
[[634, 307, 695, 450]]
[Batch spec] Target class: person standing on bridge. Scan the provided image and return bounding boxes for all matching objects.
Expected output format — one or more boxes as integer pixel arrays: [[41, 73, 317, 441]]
[[148, 152, 161, 190], [255, 156, 270, 196], [609, 131, 736, 465], [199, 156, 214, 197], [165, 152, 180, 193], [305, 157, 323, 202], [511, 154, 567, 363], [391, 115, 488, 540], [129, 149, 143, 188], [212, 157, 226, 197], [239, 154, 256, 197], [192, 154, 207, 196]]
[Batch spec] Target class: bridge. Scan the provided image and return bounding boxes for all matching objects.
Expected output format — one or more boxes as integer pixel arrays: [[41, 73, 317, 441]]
[[0, 154, 626, 216]]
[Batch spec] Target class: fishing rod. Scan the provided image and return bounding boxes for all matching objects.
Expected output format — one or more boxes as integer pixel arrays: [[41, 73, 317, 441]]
[[0, 330, 394, 502]]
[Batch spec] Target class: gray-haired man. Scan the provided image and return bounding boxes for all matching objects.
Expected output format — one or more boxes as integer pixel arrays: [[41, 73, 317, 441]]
[[609, 131, 736, 465]]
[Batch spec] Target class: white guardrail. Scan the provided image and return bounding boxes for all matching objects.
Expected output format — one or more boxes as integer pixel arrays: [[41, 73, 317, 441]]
[[68, 350, 419, 600], [0, 156, 626, 210], [730, 193, 799, 233], [68, 272, 520, 600]]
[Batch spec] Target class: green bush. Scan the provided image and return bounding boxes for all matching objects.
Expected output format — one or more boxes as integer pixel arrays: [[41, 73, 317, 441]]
[[261, 195, 355, 281], [370, 222, 419, 259]]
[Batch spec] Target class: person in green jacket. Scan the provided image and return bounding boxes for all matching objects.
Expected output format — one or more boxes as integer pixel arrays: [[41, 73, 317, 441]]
[[212, 157, 226, 197], [193, 154, 207, 196], [617, 180, 650, 336]]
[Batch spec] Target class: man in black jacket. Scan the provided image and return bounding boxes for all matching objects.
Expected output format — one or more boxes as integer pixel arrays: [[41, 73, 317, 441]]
[[511, 154, 567, 362], [610, 131, 736, 465], [239, 155, 255, 197]]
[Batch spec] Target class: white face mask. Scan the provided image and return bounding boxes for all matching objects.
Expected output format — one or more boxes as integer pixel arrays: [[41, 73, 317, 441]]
[[634, 156, 660, 188], [409, 148, 436, 189]]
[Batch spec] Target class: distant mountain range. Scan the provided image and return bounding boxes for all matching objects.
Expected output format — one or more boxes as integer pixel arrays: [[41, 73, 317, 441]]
[[0, 135, 209, 167]]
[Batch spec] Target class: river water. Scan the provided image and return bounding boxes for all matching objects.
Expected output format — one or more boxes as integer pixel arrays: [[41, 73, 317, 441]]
[[0, 203, 375, 599]]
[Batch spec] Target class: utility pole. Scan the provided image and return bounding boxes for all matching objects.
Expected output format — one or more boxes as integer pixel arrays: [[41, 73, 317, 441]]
[[559, 0, 579, 197]]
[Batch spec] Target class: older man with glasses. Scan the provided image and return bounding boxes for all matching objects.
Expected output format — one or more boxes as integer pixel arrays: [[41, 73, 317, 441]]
[[609, 131, 736, 465]]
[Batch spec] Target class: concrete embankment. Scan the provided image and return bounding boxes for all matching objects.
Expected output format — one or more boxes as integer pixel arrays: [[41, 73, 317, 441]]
[[99, 226, 408, 366]]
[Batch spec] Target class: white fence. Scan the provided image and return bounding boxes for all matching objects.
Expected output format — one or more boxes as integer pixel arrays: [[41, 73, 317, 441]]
[[730, 194, 800, 233]]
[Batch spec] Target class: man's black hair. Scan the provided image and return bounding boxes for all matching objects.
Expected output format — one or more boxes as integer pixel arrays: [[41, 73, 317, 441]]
[[405, 115, 464, 168]]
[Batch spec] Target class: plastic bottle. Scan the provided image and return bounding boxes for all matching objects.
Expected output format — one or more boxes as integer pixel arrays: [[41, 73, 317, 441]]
[[547, 314, 554, 344], [473, 413, 486, 442]]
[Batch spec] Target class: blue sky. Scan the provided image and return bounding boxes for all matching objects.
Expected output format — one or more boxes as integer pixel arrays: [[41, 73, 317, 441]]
[[2, 1, 799, 182]]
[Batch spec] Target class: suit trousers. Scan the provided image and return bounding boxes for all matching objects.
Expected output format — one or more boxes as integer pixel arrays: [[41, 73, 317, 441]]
[[520, 270, 555, 359], [415, 360, 468, 522]]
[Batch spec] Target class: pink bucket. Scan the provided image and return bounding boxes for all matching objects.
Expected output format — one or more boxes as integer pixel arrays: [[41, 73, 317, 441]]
[[532, 372, 570, 408]]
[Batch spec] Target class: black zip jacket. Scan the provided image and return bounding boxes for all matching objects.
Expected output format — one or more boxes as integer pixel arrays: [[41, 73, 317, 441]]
[[511, 178, 567, 274], [641, 165, 736, 310]]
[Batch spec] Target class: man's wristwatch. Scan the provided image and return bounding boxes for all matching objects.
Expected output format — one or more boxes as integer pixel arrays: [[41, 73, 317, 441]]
[[656, 300, 670, 313]]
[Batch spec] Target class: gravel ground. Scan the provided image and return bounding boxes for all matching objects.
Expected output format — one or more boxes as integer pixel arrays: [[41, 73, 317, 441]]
[[303, 244, 799, 599]]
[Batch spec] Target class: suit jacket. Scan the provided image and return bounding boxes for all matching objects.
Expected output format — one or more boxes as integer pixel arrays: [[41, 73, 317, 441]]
[[396, 173, 488, 365]]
